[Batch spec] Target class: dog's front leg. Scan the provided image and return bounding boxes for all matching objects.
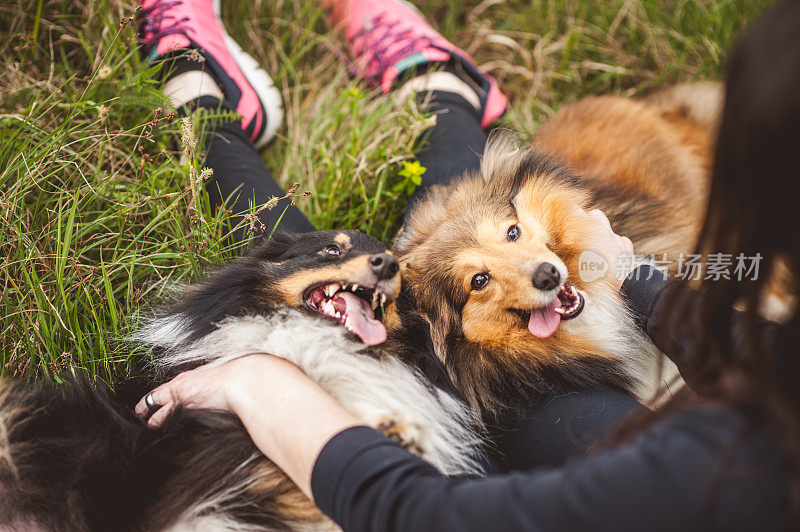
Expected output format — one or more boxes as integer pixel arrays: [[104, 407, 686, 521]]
[[370, 412, 431, 458]]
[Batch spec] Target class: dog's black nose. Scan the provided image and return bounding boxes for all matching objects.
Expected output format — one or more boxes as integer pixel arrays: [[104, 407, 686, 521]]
[[532, 262, 560, 291], [369, 253, 399, 280]]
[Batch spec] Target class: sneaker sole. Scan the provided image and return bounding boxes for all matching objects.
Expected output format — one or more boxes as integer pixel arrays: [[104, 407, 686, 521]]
[[212, 0, 283, 149]]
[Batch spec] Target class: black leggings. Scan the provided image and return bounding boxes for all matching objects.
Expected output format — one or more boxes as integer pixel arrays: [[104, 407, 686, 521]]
[[200, 90, 639, 470], [204, 121, 315, 239], [202, 90, 486, 237]]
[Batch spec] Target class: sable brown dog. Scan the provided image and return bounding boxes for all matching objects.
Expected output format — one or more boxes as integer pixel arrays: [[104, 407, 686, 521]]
[[395, 82, 794, 417]]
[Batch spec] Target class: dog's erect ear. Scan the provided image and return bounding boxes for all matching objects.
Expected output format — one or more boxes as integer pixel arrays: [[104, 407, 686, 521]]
[[248, 231, 299, 262], [394, 184, 453, 255]]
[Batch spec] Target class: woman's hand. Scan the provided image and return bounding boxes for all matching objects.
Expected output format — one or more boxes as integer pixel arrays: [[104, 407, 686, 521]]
[[135, 353, 362, 498], [571, 205, 635, 291], [135, 354, 295, 427]]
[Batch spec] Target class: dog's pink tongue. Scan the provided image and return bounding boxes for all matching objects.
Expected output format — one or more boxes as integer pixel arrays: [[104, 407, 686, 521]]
[[333, 292, 387, 346], [528, 298, 561, 338]]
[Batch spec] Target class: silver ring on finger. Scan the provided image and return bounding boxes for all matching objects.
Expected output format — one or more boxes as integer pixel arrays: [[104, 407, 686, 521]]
[[144, 392, 160, 416]]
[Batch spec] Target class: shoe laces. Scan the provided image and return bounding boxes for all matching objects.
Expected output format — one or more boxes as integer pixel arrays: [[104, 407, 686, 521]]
[[138, 0, 192, 51], [346, 14, 435, 84]]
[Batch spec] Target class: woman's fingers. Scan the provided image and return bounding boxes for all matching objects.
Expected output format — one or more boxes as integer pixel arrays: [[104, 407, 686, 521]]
[[621, 236, 634, 255], [135, 379, 174, 418], [134, 356, 279, 426], [134, 392, 154, 417], [134, 354, 298, 429], [572, 205, 613, 231], [589, 208, 613, 231], [147, 401, 177, 427], [571, 204, 636, 291], [135, 379, 191, 427]]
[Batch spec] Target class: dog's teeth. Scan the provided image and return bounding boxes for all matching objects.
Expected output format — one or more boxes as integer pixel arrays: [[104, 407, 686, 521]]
[[351, 283, 359, 292], [554, 307, 565, 315], [380, 293, 387, 306], [325, 284, 339, 297], [369, 290, 379, 310]]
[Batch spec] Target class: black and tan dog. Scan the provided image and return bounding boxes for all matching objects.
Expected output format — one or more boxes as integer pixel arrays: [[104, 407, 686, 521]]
[[394, 82, 798, 417], [0, 230, 483, 531]]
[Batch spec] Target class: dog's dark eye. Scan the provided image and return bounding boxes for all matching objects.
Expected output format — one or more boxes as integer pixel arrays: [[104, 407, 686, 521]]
[[323, 245, 341, 257], [507, 225, 520, 241], [471, 273, 490, 290]]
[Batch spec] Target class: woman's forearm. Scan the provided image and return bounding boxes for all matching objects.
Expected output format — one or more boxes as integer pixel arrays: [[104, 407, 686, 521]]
[[229, 357, 363, 498], [237, 364, 362, 497], [310, 409, 779, 532]]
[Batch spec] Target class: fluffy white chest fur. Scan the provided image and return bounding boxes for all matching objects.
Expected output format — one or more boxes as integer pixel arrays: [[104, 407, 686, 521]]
[[561, 282, 682, 403], [138, 309, 485, 478]]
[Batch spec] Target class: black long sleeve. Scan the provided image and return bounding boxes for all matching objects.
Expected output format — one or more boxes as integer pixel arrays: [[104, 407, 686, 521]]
[[312, 410, 785, 532], [310, 268, 788, 532], [620, 265, 779, 382]]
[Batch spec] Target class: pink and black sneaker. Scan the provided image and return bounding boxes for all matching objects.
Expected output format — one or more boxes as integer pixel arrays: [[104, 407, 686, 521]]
[[326, 0, 507, 128], [138, 0, 282, 148]]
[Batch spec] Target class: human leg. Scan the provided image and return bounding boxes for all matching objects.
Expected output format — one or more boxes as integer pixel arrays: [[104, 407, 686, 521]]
[[325, 0, 505, 207], [409, 88, 488, 204], [490, 387, 641, 470], [138, 0, 314, 242]]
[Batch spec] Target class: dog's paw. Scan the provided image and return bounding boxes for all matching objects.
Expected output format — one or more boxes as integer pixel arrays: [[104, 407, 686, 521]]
[[374, 412, 430, 457]]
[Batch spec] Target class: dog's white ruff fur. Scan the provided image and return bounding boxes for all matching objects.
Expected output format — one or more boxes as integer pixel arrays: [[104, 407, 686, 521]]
[[138, 310, 485, 530], [559, 280, 681, 403]]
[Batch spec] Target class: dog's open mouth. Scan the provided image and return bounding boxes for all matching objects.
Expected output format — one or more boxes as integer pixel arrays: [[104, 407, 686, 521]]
[[525, 281, 585, 339], [554, 282, 584, 319], [304, 283, 390, 346]]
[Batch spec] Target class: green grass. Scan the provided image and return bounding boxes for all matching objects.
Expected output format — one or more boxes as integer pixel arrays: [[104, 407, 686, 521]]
[[0, 0, 774, 384]]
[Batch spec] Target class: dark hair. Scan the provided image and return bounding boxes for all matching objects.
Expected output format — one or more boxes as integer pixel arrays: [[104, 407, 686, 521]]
[[615, 0, 800, 522]]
